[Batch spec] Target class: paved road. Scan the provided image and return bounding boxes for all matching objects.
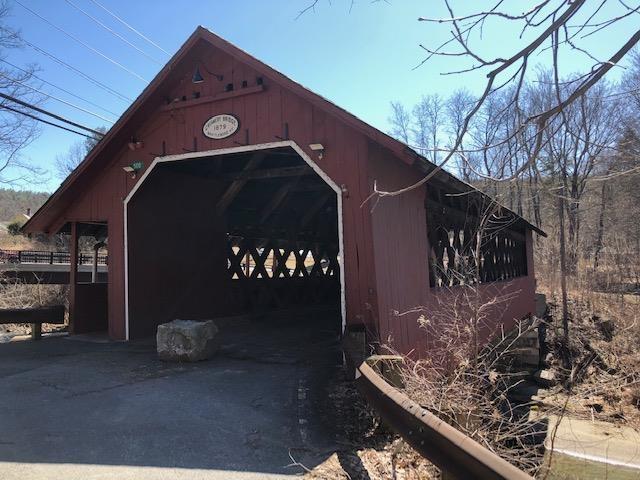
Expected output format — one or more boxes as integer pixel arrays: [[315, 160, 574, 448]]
[[0, 319, 343, 479]]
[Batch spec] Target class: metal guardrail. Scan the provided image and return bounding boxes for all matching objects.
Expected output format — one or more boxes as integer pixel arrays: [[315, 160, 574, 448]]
[[0, 249, 108, 266], [355, 359, 534, 480]]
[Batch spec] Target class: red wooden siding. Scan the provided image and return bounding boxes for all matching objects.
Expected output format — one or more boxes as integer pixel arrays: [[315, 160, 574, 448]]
[[368, 145, 431, 354], [368, 145, 537, 356], [24, 28, 539, 354], [51, 40, 379, 340]]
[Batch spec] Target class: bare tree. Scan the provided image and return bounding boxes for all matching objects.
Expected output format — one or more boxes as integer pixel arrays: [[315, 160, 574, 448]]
[[388, 101, 411, 144], [445, 88, 474, 181], [538, 77, 621, 269], [54, 126, 106, 179], [0, 1, 44, 186], [623, 49, 640, 130], [412, 94, 446, 164], [366, 1, 640, 201]]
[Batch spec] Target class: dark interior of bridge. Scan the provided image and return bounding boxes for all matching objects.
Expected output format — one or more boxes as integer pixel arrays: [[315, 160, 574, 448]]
[[127, 146, 341, 339]]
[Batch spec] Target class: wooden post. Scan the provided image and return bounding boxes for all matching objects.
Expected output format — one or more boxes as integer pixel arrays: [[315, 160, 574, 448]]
[[31, 323, 42, 341], [92, 245, 99, 283], [68, 221, 79, 334]]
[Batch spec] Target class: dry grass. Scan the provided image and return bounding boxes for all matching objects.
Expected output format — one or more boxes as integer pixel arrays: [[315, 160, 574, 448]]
[[303, 368, 437, 480], [340, 269, 640, 478], [0, 273, 68, 338], [0, 230, 51, 250], [535, 287, 640, 430], [0, 230, 67, 338], [0, 274, 67, 310], [390, 289, 553, 476]]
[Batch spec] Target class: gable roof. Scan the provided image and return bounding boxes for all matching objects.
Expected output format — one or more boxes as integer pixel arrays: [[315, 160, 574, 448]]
[[23, 26, 545, 237]]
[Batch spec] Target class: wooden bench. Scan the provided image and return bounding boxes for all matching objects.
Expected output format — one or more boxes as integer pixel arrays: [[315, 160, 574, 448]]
[[0, 305, 66, 340]]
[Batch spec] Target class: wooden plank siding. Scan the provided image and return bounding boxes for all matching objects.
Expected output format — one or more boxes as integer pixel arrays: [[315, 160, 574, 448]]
[[49, 41, 380, 340], [23, 28, 539, 354], [369, 143, 536, 356], [368, 145, 431, 354]]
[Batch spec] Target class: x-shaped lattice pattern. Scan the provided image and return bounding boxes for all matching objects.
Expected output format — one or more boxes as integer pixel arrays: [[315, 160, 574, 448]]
[[228, 238, 339, 280], [428, 224, 527, 288]]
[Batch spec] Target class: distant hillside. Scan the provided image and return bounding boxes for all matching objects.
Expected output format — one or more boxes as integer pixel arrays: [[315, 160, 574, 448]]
[[0, 188, 50, 222]]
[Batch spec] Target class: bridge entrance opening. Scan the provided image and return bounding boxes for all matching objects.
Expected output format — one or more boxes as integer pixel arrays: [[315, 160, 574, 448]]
[[126, 144, 343, 341]]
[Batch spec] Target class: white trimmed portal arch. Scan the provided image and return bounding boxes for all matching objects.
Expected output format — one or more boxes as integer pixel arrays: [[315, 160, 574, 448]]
[[123, 140, 346, 341]]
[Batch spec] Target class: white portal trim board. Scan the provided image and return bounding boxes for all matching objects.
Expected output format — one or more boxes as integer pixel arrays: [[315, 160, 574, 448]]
[[123, 140, 346, 341]]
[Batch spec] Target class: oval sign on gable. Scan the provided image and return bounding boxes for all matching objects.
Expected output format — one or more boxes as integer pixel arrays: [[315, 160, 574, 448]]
[[203, 114, 239, 139]]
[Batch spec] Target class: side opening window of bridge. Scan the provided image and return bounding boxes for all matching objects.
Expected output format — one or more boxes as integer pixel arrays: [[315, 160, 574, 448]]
[[426, 187, 528, 288], [227, 237, 338, 280]]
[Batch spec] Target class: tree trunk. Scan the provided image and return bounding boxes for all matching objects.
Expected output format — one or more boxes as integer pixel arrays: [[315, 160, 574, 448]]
[[528, 168, 542, 230], [593, 180, 608, 271], [557, 185, 571, 367]]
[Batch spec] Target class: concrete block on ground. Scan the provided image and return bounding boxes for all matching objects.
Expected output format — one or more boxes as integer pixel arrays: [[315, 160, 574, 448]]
[[156, 320, 219, 362]]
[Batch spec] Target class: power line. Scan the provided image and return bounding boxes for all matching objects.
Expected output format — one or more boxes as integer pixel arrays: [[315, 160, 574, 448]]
[[63, 0, 162, 65], [0, 72, 116, 124], [0, 103, 95, 139], [88, 0, 170, 55], [0, 91, 106, 136], [15, 0, 148, 83], [0, 58, 121, 117], [16, 34, 133, 102]]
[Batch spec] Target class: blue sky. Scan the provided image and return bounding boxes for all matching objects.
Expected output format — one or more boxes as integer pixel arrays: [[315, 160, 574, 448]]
[[3, 0, 636, 192]]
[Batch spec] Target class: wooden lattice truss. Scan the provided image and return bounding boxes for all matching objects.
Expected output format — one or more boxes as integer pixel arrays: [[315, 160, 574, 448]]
[[426, 185, 528, 287]]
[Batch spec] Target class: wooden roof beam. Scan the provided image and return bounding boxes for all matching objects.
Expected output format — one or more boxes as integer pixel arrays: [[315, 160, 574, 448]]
[[216, 152, 265, 215], [221, 165, 313, 181], [259, 177, 300, 224], [299, 192, 332, 229]]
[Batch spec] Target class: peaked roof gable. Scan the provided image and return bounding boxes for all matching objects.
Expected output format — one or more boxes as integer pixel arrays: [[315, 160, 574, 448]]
[[24, 26, 544, 236], [23, 26, 419, 233]]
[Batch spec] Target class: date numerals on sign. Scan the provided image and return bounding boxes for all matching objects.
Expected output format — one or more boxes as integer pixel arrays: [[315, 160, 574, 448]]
[[203, 114, 239, 139]]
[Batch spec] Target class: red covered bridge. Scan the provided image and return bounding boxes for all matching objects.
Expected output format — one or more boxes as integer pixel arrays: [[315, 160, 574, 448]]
[[23, 27, 544, 354]]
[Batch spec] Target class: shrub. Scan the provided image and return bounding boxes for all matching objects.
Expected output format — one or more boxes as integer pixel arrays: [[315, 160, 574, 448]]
[[7, 221, 23, 236]]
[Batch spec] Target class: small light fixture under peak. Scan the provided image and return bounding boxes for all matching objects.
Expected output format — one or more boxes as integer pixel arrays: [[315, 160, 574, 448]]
[[122, 161, 144, 179], [309, 143, 325, 160]]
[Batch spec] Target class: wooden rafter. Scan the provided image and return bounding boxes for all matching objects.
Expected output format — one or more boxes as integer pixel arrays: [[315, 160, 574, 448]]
[[221, 165, 313, 181], [300, 192, 332, 229], [216, 152, 265, 215], [259, 177, 300, 224]]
